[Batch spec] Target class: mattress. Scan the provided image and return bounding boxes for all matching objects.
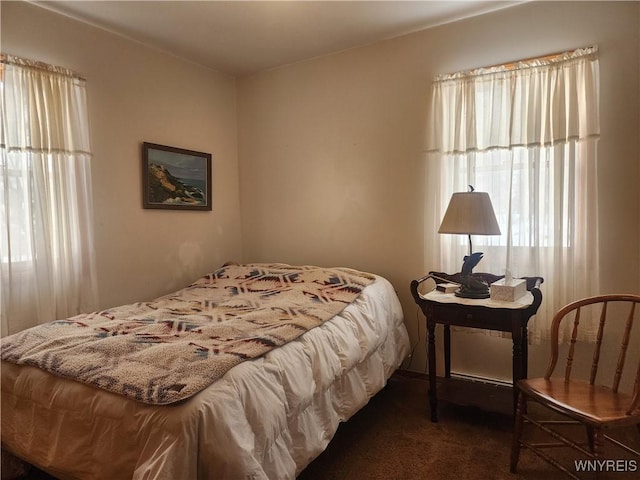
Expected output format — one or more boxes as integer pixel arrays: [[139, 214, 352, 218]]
[[1, 271, 409, 479]]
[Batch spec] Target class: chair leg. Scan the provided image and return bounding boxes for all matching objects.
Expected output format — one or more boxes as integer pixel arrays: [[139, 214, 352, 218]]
[[585, 425, 595, 453], [510, 390, 527, 473], [592, 427, 603, 480]]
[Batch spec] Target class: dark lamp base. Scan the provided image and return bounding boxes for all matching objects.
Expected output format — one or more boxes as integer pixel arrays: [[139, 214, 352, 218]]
[[455, 289, 490, 299]]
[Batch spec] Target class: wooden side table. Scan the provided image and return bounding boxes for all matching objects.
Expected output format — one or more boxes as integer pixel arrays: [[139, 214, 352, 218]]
[[410, 272, 543, 422]]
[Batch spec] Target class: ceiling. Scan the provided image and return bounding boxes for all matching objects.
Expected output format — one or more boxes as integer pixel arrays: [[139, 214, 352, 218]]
[[34, 1, 523, 77]]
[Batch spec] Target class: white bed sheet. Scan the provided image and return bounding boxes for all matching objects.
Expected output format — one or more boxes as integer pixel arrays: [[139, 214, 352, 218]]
[[1, 274, 409, 479]]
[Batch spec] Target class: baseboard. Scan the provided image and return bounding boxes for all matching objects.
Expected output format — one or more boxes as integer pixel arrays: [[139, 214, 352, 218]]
[[449, 372, 512, 388], [395, 368, 511, 388]]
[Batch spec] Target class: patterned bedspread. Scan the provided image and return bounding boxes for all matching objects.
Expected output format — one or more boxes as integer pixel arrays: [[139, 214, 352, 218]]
[[0, 263, 375, 405]]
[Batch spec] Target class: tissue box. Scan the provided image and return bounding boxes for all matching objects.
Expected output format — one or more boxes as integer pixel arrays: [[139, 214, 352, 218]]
[[490, 278, 526, 302]]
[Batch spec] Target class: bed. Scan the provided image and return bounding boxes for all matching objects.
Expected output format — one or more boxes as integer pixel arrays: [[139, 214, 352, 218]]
[[1, 263, 409, 479]]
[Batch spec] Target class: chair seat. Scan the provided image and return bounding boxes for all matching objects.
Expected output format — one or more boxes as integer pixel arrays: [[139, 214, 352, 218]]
[[518, 378, 640, 428]]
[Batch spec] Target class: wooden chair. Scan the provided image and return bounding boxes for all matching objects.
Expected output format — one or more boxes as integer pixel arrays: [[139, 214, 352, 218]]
[[510, 294, 640, 479]]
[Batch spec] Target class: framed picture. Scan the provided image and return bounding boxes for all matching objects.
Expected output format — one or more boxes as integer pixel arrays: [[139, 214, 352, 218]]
[[142, 142, 212, 211]]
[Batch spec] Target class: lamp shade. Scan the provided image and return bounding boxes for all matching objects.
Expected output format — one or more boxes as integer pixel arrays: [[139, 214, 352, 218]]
[[438, 192, 501, 236]]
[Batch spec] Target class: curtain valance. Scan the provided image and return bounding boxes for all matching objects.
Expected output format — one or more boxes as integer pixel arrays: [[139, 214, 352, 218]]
[[427, 46, 599, 154], [1, 54, 91, 156]]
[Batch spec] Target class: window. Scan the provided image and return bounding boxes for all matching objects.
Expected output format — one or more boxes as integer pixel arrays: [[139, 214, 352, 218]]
[[0, 55, 98, 336], [426, 47, 600, 342]]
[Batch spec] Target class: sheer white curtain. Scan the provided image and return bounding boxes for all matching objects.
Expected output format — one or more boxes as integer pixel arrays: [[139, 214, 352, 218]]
[[0, 55, 98, 336], [426, 46, 600, 342]]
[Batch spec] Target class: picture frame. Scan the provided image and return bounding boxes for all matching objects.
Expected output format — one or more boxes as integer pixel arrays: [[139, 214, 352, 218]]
[[142, 142, 212, 211]]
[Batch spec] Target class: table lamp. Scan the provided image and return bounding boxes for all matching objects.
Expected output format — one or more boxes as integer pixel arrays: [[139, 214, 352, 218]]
[[438, 186, 501, 298]]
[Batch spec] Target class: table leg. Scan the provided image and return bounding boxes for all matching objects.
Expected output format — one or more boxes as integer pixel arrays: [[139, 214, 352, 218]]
[[522, 327, 529, 379], [444, 324, 451, 378], [511, 318, 523, 415], [427, 321, 438, 422]]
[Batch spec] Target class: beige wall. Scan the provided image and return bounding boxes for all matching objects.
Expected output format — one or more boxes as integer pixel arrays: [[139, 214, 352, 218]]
[[237, 1, 640, 381], [1, 1, 243, 309]]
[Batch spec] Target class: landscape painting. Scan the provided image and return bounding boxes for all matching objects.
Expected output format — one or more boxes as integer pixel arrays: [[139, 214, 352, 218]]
[[142, 142, 212, 211]]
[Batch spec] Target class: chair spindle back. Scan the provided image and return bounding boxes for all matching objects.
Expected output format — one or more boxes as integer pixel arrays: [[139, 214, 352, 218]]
[[545, 295, 640, 401]]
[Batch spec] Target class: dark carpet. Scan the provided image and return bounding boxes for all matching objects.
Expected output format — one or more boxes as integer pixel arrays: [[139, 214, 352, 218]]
[[298, 371, 640, 480]]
